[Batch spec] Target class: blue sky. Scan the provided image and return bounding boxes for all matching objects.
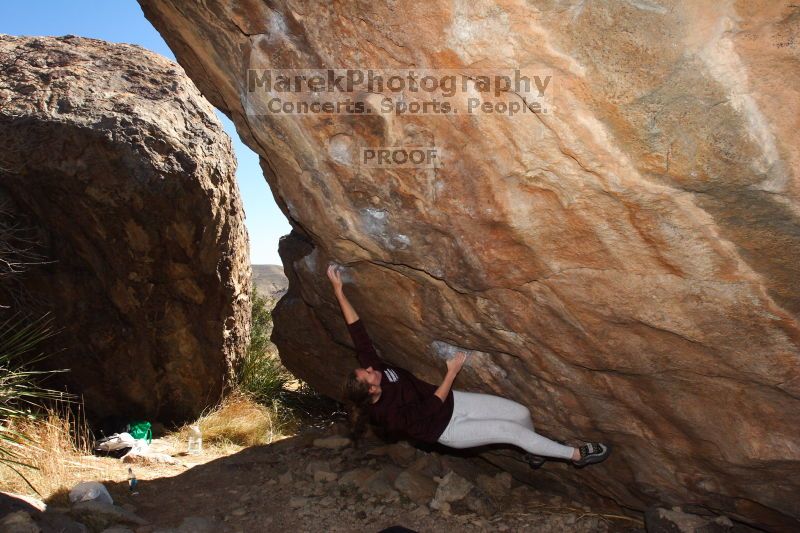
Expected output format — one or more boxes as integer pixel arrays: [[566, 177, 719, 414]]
[[1, 0, 291, 265]]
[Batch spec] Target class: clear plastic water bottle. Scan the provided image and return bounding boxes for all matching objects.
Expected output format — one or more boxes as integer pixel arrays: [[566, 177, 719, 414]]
[[187, 425, 203, 455], [128, 467, 138, 495]]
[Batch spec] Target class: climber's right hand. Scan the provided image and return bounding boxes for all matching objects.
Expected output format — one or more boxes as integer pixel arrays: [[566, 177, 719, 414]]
[[446, 352, 467, 374]]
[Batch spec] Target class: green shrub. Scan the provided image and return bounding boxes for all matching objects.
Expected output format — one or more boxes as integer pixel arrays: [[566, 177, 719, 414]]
[[237, 288, 291, 404], [237, 287, 343, 430]]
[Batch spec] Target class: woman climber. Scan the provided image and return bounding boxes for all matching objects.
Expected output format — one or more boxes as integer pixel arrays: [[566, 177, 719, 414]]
[[328, 264, 610, 467]]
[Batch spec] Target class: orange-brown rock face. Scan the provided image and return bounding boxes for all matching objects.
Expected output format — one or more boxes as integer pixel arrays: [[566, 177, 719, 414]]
[[139, 1, 800, 527], [0, 35, 250, 425]]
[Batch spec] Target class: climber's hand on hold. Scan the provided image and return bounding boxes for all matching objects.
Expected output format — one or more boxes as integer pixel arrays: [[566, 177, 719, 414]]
[[446, 352, 467, 375], [329, 264, 359, 324], [327, 264, 343, 293]]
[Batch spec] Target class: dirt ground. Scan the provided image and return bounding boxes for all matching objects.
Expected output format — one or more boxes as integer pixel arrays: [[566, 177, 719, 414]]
[[30, 425, 645, 533]]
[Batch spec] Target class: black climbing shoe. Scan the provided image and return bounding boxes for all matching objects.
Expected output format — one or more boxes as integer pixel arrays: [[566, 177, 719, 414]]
[[523, 453, 546, 469], [572, 443, 610, 468]]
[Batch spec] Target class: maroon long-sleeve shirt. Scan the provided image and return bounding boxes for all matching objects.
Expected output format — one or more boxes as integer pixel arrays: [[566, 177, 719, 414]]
[[347, 319, 454, 443]]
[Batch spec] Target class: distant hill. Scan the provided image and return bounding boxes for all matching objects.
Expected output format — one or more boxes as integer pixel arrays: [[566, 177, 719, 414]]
[[252, 264, 288, 301]]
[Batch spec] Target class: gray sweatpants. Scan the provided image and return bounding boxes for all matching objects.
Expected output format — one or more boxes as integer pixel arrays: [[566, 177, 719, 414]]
[[436, 390, 575, 460]]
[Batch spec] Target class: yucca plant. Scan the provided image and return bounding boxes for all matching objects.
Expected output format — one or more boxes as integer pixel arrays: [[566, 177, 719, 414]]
[[0, 311, 71, 491]]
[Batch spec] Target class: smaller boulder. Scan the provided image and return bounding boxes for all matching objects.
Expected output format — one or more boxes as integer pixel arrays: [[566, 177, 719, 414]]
[[644, 506, 734, 533], [430, 471, 474, 512], [362, 471, 400, 501], [122, 451, 179, 465], [70, 501, 147, 531], [366, 442, 417, 466], [171, 515, 224, 533], [69, 482, 113, 505], [338, 467, 377, 490], [314, 470, 339, 483], [393, 470, 437, 506], [313, 436, 352, 449], [0, 492, 46, 516], [462, 486, 500, 518], [408, 454, 444, 478], [289, 497, 308, 509], [305, 460, 333, 477], [0, 511, 40, 533], [476, 472, 512, 502], [37, 511, 89, 533]]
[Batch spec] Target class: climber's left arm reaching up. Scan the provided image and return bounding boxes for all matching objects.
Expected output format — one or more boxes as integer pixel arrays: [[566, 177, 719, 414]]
[[328, 264, 384, 370], [328, 264, 358, 325]]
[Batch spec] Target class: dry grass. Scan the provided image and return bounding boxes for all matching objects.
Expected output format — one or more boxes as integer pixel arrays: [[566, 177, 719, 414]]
[[0, 392, 295, 502], [172, 390, 290, 449], [0, 404, 115, 500]]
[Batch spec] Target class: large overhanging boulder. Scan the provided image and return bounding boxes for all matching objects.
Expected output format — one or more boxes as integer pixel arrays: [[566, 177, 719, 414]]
[[0, 35, 250, 425], [138, 1, 800, 528]]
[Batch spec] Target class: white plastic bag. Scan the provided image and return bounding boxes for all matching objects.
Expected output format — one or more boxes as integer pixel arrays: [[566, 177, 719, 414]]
[[130, 438, 149, 454], [121, 438, 151, 462], [94, 432, 136, 452], [68, 481, 113, 505]]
